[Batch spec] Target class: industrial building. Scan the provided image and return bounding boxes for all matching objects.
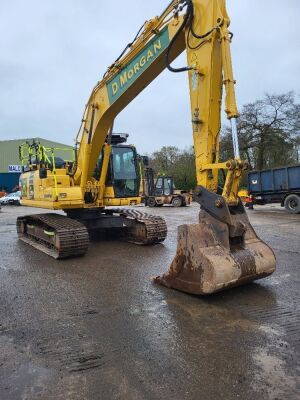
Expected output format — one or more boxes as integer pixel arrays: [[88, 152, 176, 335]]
[[0, 138, 74, 192]]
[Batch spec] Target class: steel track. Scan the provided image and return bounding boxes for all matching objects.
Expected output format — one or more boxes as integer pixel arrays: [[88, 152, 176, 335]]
[[17, 214, 89, 259], [17, 209, 167, 259]]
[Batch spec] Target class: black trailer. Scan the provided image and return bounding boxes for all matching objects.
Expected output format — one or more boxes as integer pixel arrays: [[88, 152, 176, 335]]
[[248, 165, 300, 214]]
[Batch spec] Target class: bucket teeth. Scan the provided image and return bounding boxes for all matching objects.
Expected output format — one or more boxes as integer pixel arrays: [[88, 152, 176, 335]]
[[154, 210, 276, 295]]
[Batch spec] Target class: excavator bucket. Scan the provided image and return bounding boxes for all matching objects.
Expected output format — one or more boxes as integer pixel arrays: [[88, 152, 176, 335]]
[[155, 190, 276, 295]]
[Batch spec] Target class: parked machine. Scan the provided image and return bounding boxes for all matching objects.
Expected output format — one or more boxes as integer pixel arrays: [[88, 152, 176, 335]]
[[141, 165, 192, 207], [18, 135, 167, 259], [0, 191, 21, 206], [17, 0, 276, 295], [248, 165, 300, 214]]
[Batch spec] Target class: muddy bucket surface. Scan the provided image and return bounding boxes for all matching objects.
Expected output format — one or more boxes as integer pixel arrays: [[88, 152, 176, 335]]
[[155, 211, 276, 295]]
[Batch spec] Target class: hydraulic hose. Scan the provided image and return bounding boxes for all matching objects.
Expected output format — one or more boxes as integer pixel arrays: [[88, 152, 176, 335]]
[[165, 0, 193, 73], [188, 0, 216, 40]]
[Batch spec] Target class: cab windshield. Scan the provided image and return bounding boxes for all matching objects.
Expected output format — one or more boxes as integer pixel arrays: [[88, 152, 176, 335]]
[[112, 147, 139, 197]]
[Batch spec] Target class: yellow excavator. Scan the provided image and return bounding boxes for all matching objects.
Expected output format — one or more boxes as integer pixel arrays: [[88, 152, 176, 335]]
[[17, 0, 276, 295]]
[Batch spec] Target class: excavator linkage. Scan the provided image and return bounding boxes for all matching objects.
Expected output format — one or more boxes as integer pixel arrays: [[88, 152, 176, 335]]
[[155, 188, 276, 295]]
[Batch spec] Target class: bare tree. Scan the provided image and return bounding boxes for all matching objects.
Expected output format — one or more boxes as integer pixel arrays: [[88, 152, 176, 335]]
[[220, 92, 300, 170], [149, 93, 299, 190]]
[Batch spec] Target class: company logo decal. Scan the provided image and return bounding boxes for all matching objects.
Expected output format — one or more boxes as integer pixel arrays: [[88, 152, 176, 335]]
[[107, 27, 170, 104]]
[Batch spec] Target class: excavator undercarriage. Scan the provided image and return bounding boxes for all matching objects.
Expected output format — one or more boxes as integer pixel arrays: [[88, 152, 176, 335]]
[[17, 208, 167, 259]]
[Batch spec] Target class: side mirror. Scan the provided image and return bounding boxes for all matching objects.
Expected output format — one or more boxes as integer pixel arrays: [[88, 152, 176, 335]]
[[39, 168, 47, 179]]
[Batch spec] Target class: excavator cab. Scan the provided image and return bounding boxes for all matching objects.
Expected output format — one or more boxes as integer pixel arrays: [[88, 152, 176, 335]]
[[107, 145, 140, 198], [94, 134, 140, 199]]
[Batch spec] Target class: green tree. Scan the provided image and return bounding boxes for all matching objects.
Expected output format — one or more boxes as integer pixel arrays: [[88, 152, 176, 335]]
[[150, 146, 180, 173], [149, 146, 196, 191]]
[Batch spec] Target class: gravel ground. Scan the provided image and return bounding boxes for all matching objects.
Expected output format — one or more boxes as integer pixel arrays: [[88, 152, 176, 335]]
[[0, 203, 299, 400]]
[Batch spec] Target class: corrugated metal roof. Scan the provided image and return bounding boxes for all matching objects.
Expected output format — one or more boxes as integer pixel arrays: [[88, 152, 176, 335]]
[[0, 137, 74, 173]]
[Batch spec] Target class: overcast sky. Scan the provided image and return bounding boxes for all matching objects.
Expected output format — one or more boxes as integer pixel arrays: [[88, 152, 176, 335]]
[[1, 0, 299, 154]]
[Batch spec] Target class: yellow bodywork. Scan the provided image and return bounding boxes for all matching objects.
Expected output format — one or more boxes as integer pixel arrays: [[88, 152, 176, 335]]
[[20, 0, 244, 212], [20, 168, 141, 210], [17, 0, 276, 295]]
